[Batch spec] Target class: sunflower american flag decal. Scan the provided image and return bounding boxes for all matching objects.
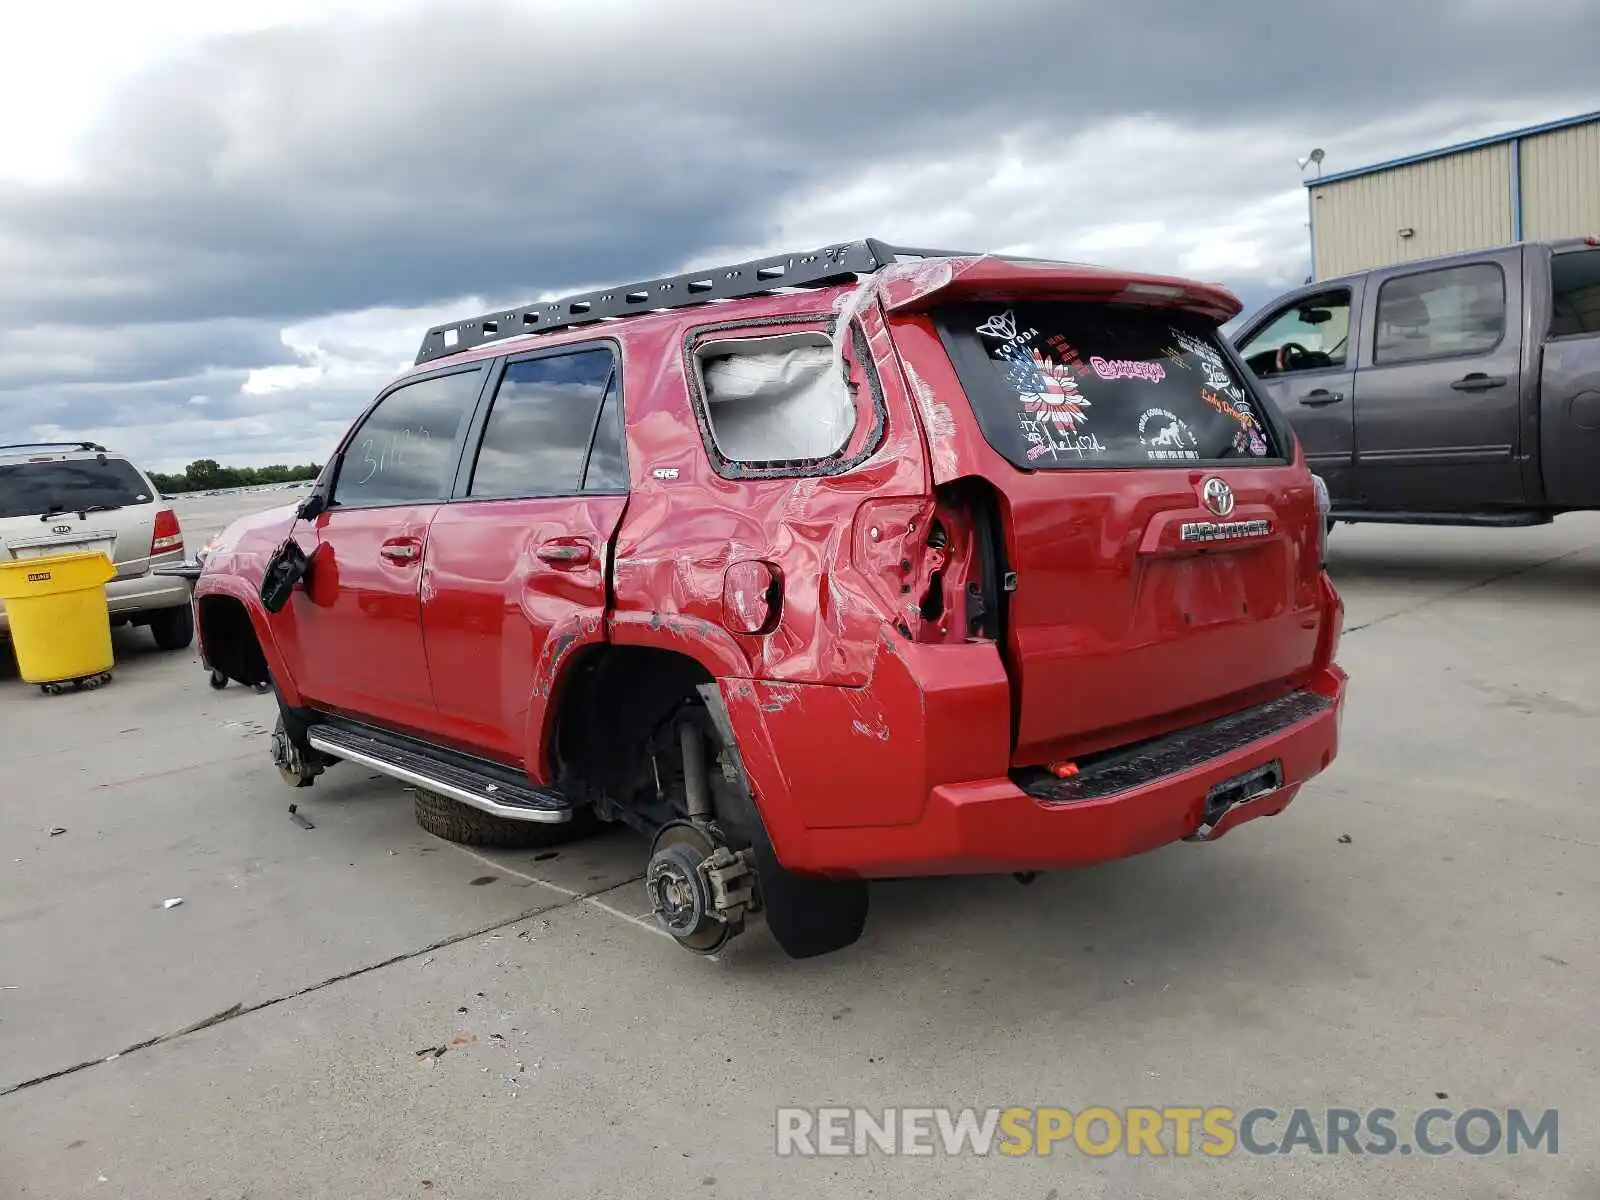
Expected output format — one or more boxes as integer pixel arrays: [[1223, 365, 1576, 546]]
[[976, 310, 1105, 461]]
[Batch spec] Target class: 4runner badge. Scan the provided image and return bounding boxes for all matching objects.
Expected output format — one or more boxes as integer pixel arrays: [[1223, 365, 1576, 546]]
[[1201, 477, 1234, 517]]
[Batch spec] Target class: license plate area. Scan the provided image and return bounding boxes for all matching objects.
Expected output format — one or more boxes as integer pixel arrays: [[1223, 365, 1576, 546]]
[[5, 534, 117, 561], [1190, 759, 1283, 841]]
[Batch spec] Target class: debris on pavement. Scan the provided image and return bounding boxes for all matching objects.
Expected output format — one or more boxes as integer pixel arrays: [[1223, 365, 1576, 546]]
[[176, 1003, 244, 1035], [288, 803, 315, 830], [162, 898, 184, 910], [1337, 833, 1353, 844], [48, 827, 67, 837], [414, 1045, 448, 1059]]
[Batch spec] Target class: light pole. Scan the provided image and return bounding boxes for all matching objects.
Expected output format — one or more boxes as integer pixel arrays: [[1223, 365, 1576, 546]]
[[1299, 148, 1325, 281]]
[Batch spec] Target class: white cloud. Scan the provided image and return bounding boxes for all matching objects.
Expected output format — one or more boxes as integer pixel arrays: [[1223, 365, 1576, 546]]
[[5, 0, 1597, 469], [0, 0, 430, 182]]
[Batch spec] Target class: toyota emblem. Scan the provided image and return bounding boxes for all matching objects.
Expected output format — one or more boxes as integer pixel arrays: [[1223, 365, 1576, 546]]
[[1201, 477, 1234, 517]]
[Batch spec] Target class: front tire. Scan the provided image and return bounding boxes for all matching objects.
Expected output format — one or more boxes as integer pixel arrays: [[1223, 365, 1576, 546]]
[[412, 788, 601, 850], [149, 604, 195, 652]]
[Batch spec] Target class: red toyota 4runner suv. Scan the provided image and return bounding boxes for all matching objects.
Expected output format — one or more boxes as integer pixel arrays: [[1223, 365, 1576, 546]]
[[194, 240, 1347, 958]]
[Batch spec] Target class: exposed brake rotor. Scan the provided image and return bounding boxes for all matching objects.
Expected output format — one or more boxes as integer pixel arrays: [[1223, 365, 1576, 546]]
[[647, 821, 736, 954]]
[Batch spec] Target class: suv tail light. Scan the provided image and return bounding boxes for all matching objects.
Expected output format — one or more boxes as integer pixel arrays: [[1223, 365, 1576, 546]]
[[1311, 474, 1331, 567], [151, 508, 184, 556]]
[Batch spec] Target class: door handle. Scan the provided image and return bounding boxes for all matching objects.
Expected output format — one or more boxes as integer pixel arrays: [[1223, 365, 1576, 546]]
[[1300, 389, 1345, 407], [380, 539, 421, 564], [536, 541, 593, 567], [1451, 373, 1508, 392]]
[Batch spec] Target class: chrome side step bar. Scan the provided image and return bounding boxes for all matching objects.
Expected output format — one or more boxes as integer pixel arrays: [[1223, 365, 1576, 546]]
[[307, 725, 572, 825]]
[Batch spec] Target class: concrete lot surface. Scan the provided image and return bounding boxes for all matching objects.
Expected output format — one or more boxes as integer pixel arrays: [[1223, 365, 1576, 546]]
[[2, 494, 1597, 1198]]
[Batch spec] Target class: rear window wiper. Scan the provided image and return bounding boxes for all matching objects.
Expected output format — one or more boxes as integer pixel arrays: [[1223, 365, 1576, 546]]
[[37, 502, 124, 521]]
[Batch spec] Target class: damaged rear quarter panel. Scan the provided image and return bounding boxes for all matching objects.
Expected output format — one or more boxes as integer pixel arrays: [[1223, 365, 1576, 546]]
[[608, 294, 932, 688], [717, 635, 1011, 861]]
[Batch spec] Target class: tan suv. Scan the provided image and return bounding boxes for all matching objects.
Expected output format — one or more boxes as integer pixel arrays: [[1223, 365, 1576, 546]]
[[0, 442, 193, 650]]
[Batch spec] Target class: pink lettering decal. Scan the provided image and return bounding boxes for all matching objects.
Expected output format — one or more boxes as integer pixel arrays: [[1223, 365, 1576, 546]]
[[1090, 356, 1166, 383]]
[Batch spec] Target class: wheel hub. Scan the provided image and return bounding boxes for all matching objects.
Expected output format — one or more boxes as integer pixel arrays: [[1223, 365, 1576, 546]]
[[271, 717, 322, 788], [646, 821, 740, 954]]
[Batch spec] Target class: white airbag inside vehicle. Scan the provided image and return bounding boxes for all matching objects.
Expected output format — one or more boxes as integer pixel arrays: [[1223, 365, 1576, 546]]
[[697, 334, 855, 463]]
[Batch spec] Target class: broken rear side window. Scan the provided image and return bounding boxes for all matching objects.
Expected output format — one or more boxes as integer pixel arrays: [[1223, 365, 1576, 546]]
[[692, 331, 859, 467], [935, 303, 1281, 469]]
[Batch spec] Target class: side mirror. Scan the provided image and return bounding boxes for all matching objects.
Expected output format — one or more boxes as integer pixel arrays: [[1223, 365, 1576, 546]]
[[296, 492, 327, 522]]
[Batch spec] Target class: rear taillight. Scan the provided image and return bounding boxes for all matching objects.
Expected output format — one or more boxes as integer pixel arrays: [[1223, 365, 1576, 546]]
[[1311, 474, 1330, 568], [151, 508, 184, 556], [722, 560, 783, 635]]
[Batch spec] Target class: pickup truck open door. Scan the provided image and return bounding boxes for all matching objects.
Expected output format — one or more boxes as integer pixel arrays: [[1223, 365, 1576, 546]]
[[1234, 281, 1364, 499]]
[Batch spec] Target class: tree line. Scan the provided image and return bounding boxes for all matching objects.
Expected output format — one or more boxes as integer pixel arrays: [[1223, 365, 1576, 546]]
[[148, 458, 323, 495]]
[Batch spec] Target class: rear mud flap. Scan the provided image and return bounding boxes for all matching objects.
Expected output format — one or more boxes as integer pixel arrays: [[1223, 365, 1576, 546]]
[[1186, 760, 1284, 842], [697, 684, 869, 959]]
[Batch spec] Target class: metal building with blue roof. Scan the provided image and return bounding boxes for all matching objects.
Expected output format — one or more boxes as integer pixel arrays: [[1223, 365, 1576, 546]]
[[1306, 110, 1600, 281]]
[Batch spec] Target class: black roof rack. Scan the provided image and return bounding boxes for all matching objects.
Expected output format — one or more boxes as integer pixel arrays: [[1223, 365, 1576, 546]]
[[414, 238, 980, 366], [0, 441, 108, 454]]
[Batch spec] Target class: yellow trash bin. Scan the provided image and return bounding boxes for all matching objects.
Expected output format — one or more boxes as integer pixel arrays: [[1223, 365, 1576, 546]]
[[0, 550, 117, 692]]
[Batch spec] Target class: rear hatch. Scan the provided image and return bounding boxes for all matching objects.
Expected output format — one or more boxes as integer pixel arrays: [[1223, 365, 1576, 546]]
[[0, 455, 159, 574], [892, 287, 1327, 767]]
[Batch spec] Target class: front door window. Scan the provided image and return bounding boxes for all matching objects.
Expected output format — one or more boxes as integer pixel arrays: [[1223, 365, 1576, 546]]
[[1239, 291, 1352, 378]]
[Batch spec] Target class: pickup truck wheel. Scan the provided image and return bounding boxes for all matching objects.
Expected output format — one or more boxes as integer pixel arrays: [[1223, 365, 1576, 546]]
[[149, 603, 195, 652], [412, 788, 600, 850]]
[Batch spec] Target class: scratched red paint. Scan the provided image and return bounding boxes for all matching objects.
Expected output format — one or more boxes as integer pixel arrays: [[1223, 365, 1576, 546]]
[[196, 254, 1347, 879]]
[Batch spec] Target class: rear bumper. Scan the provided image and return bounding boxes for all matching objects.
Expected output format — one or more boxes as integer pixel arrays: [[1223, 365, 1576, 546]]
[[720, 640, 1347, 879], [106, 571, 192, 618]]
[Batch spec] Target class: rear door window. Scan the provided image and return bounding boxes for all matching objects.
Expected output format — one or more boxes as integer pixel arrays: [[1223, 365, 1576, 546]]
[[1549, 247, 1600, 338], [935, 303, 1280, 469], [0, 458, 152, 519], [1373, 263, 1506, 364], [466, 347, 617, 499]]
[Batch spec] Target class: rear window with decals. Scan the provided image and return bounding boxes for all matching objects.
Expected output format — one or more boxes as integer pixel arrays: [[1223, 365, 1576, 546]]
[[933, 303, 1281, 469]]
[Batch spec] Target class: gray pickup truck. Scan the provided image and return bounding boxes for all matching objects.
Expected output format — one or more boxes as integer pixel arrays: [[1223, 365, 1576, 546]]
[[1231, 236, 1600, 528]]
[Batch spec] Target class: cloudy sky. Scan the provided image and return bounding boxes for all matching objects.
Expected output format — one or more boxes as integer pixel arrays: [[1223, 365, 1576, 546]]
[[2, 0, 1596, 472]]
